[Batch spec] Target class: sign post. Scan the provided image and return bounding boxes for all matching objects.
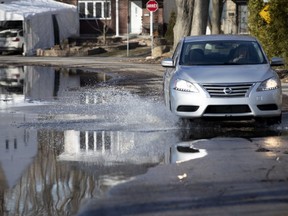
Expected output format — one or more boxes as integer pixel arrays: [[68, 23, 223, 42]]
[[146, 0, 158, 13], [146, 0, 158, 55]]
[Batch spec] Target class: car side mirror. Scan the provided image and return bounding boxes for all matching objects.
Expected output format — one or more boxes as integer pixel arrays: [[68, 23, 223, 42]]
[[161, 58, 175, 68], [270, 57, 285, 66]]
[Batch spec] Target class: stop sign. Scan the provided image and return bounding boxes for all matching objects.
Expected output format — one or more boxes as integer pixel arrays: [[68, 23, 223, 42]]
[[146, 0, 158, 12]]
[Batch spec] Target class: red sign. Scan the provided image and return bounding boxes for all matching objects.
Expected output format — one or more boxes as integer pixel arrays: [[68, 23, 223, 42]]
[[146, 0, 158, 12]]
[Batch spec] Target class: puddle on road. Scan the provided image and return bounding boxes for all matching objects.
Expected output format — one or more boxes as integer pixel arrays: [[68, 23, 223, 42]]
[[0, 66, 179, 215], [1, 66, 288, 215], [0, 66, 111, 106], [2, 113, 287, 215], [0, 112, 179, 216]]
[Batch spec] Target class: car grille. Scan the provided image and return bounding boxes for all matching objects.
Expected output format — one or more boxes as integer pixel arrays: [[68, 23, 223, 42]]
[[201, 83, 254, 97], [204, 105, 251, 114]]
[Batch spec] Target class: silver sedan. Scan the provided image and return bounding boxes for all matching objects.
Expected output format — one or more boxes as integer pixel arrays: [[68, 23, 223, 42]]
[[161, 35, 284, 125]]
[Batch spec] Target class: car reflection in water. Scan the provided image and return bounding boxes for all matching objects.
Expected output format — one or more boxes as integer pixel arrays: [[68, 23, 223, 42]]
[[0, 66, 24, 103], [170, 141, 208, 164]]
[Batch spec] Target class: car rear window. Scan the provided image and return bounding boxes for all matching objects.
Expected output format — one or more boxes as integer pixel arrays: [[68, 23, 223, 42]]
[[0, 31, 17, 38]]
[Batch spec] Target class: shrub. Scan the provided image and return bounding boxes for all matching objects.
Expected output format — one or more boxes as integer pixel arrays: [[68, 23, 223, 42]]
[[248, 0, 288, 68]]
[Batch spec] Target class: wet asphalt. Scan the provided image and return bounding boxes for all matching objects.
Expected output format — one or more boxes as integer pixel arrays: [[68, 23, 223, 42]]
[[1, 55, 288, 216]]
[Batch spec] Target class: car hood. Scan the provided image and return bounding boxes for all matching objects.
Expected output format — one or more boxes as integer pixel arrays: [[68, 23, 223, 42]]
[[176, 64, 275, 83]]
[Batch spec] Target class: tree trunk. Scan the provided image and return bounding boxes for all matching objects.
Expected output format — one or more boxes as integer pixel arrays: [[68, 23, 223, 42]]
[[191, 0, 210, 35], [173, 0, 195, 48], [211, 0, 224, 34]]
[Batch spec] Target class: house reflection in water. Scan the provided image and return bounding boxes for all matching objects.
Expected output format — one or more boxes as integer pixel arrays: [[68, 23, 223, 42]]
[[60, 130, 138, 165], [0, 65, 110, 105], [23, 66, 110, 101]]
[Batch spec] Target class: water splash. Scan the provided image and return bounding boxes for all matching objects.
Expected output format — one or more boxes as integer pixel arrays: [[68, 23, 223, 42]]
[[39, 86, 180, 132]]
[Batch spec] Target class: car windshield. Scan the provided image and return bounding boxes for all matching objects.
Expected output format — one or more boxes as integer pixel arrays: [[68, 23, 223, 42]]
[[179, 40, 267, 65]]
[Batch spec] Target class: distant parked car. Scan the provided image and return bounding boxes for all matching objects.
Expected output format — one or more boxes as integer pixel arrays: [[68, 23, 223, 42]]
[[161, 34, 285, 125], [0, 29, 24, 54]]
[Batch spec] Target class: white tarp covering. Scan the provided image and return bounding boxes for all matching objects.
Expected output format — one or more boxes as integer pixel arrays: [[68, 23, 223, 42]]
[[0, 0, 79, 55]]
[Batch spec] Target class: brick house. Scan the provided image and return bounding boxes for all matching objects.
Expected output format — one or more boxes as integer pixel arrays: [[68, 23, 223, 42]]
[[57, 0, 248, 37], [59, 0, 165, 36]]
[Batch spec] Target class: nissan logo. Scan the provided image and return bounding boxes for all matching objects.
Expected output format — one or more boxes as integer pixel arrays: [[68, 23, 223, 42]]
[[223, 87, 233, 94]]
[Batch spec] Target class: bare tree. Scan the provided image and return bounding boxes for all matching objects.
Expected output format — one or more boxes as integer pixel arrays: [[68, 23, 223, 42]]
[[173, 0, 210, 48], [102, 0, 110, 45], [210, 0, 225, 34], [173, 0, 195, 47], [191, 0, 210, 35]]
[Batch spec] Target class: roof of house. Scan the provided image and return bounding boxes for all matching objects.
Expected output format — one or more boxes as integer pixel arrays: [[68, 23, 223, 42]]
[[0, 0, 76, 20]]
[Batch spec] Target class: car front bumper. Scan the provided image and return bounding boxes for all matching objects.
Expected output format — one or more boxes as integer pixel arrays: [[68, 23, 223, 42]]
[[170, 87, 282, 119], [0, 46, 22, 51]]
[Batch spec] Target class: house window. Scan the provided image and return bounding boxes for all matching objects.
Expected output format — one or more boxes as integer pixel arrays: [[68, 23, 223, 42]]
[[78, 0, 111, 20]]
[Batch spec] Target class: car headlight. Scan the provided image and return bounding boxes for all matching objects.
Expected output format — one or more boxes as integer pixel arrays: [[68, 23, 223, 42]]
[[257, 77, 280, 91], [173, 79, 198, 92]]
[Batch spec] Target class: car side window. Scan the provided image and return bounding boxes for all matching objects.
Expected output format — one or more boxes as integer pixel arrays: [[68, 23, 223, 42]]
[[253, 43, 266, 63], [172, 42, 181, 64]]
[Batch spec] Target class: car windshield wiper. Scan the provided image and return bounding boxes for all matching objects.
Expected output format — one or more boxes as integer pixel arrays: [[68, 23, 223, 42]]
[[222, 62, 245, 65], [223, 61, 263, 65]]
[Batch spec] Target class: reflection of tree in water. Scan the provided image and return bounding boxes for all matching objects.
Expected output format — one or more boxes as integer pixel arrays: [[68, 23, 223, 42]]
[[3, 128, 154, 215], [3, 129, 104, 216]]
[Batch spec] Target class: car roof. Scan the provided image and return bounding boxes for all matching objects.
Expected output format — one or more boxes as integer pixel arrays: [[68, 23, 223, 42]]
[[183, 34, 258, 42]]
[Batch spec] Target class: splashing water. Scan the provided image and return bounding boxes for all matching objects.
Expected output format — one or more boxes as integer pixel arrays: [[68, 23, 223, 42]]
[[35, 86, 180, 132]]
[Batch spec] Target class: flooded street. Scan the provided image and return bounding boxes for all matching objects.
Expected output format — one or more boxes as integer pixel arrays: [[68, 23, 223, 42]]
[[1, 61, 288, 216], [0, 65, 179, 215]]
